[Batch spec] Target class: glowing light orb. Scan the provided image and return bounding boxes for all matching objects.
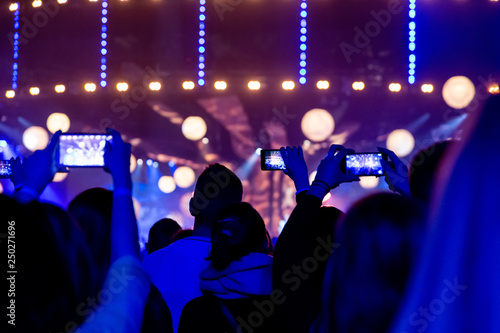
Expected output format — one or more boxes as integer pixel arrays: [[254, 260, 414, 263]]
[[386, 129, 415, 157], [442, 76, 476, 109], [301, 108, 335, 142], [359, 176, 379, 189], [46, 113, 70, 133], [173, 166, 196, 188], [23, 126, 49, 151], [182, 116, 207, 141], [158, 176, 176, 193]]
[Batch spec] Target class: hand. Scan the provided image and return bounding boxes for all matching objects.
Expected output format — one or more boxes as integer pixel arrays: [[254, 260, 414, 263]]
[[18, 131, 61, 195], [377, 147, 410, 196], [9, 157, 26, 189], [104, 128, 132, 189], [280, 146, 309, 191], [314, 145, 360, 189]]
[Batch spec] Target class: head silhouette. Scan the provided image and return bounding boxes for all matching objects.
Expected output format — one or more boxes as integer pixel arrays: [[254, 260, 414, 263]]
[[146, 218, 182, 254]]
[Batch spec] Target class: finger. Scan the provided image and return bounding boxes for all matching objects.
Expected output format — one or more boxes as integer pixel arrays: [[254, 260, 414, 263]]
[[327, 144, 342, 157], [46, 130, 61, 153], [380, 159, 393, 172], [335, 148, 353, 160], [378, 147, 399, 163], [280, 147, 288, 164]]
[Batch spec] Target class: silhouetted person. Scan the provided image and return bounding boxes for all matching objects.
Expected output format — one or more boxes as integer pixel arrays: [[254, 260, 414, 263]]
[[146, 218, 182, 254]]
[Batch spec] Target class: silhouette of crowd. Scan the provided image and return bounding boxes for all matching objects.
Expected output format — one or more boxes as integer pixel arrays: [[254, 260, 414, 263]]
[[2, 95, 499, 332]]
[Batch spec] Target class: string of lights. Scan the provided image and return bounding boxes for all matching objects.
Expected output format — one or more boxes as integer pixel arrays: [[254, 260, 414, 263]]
[[198, 0, 206, 86], [299, 0, 307, 85], [408, 0, 416, 85], [12, 3, 20, 91], [100, 0, 108, 88]]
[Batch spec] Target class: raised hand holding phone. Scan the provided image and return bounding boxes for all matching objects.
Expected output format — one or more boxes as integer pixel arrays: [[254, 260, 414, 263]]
[[377, 146, 410, 196], [280, 146, 309, 193]]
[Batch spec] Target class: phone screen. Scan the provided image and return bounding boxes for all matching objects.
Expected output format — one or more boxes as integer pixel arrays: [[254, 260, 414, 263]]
[[58, 134, 112, 167], [344, 153, 385, 176], [261, 149, 286, 171], [0, 160, 11, 179]]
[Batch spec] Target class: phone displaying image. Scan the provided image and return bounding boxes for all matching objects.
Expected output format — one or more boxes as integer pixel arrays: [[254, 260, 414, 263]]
[[261, 149, 286, 171], [342, 153, 386, 177], [0, 160, 12, 179], [57, 134, 112, 167]]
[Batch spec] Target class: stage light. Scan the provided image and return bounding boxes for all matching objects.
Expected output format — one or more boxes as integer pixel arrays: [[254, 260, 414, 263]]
[[9, 3, 19, 11], [168, 161, 175, 168], [149, 82, 161, 91], [29, 87, 40, 96], [359, 176, 379, 189], [202, 137, 209, 144], [12, 6, 19, 90], [146, 159, 153, 166], [5, 90, 15, 98], [442, 76, 475, 109], [53, 172, 68, 182], [130, 154, 137, 173], [489, 84, 499, 94], [248, 81, 261, 90], [198, 0, 206, 86], [408, 3, 417, 85], [352, 81, 365, 91], [23, 126, 49, 151], [386, 129, 415, 157], [182, 116, 207, 141], [116, 82, 129, 92], [298, 0, 308, 85], [214, 81, 227, 90], [153, 162, 159, 168], [158, 176, 176, 194], [301, 108, 335, 142], [100, 0, 108, 88], [389, 83, 402, 92], [183, 81, 195, 90], [282, 81, 295, 90], [47, 113, 70, 133], [84, 83, 97, 92], [173, 166, 196, 188], [255, 148, 262, 155], [32, 1, 42, 8], [57, 0, 67, 3], [316, 80, 329, 90], [421, 84, 434, 93], [137, 159, 143, 166], [55, 84, 66, 93]]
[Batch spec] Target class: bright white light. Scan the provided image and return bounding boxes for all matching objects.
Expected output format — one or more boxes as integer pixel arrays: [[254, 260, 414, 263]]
[[84, 83, 97, 92], [255, 148, 262, 155], [182, 116, 207, 141], [248, 81, 261, 90], [359, 176, 379, 189], [23, 126, 49, 151], [352, 81, 365, 91], [57, 0, 67, 3], [29, 87, 40, 96], [316, 80, 330, 90], [130, 154, 137, 173], [46, 113, 70, 133], [301, 108, 335, 142], [173, 166, 196, 188], [489, 84, 499, 95], [149, 82, 162, 91], [282, 81, 295, 90], [146, 159, 153, 166], [421, 84, 434, 93], [9, 3, 19, 11], [5, 90, 15, 98], [116, 82, 129, 92], [158, 176, 176, 194], [55, 85, 66, 93], [386, 129, 415, 157], [32, 0, 42, 8], [182, 81, 195, 90], [214, 81, 227, 90], [389, 83, 402, 92], [309, 171, 317, 185], [322, 192, 332, 203], [137, 159, 143, 166], [442, 76, 476, 109], [202, 137, 209, 144]]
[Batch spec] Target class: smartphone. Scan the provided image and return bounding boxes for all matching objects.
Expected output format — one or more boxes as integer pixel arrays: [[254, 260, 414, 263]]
[[342, 153, 386, 177], [0, 160, 11, 179], [57, 134, 112, 167], [261, 149, 286, 171]]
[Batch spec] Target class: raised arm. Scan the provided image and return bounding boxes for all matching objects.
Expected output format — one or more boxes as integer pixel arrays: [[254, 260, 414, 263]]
[[377, 146, 410, 196]]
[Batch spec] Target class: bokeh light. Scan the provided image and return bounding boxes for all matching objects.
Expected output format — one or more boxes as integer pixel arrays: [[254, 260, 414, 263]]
[[386, 129, 415, 157], [359, 176, 379, 189], [158, 176, 176, 194], [46, 113, 71, 133], [442, 76, 476, 109], [301, 108, 335, 142], [23, 126, 49, 151], [173, 166, 196, 188], [182, 116, 207, 141]]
